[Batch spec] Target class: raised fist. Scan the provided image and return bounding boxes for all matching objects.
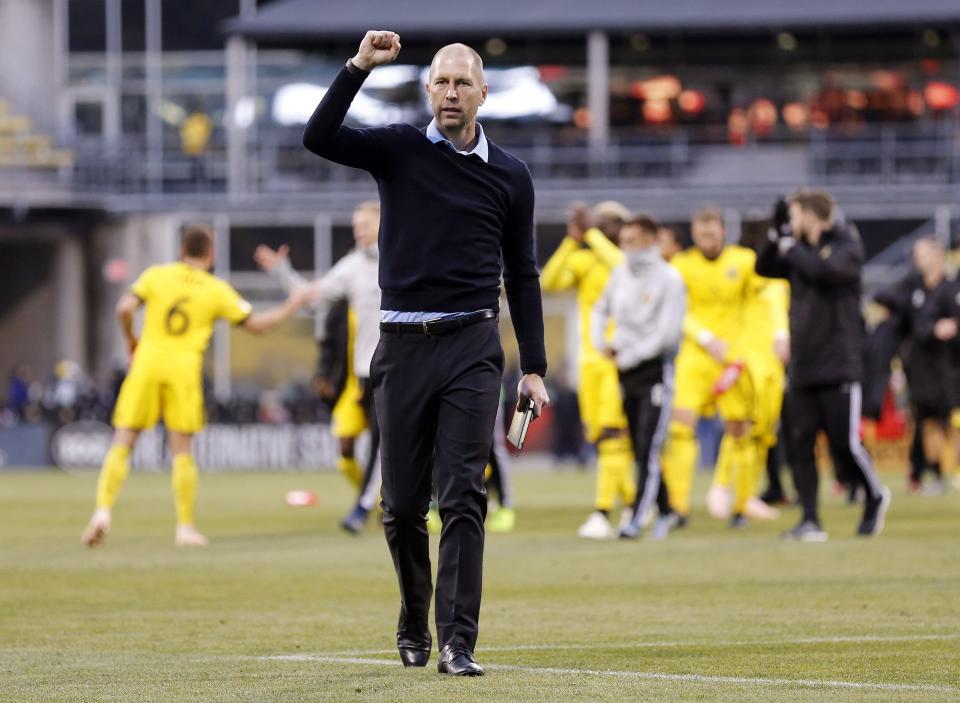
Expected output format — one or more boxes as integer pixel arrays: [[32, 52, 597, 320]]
[[352, 30, 401, 72]]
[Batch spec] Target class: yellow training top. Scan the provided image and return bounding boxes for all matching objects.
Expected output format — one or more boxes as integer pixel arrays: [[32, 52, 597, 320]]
[[541, 228, 624, 363], [131, 262, 252, 362], [741, 276, 790, 365], [670, 245, 757, 359]]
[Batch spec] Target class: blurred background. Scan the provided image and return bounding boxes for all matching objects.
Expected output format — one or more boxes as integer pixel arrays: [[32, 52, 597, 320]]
[[1, 0, 957, 469]]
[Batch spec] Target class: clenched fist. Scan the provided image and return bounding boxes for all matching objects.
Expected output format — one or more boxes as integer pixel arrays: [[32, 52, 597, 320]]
[[351, 30, 401, 72]]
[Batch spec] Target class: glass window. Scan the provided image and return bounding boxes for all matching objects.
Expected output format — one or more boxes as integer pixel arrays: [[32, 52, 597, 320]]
[[68, 0, 106, 52], [229, 225, 315, 273]]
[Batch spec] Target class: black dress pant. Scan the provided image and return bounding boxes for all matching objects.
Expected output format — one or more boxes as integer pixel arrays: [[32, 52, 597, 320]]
[[372, 319, 503, 652], [788, 382, 883, 523], [619, 357, 672, 522]]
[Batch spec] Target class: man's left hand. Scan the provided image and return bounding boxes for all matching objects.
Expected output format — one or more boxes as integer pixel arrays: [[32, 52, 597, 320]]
[[518, 374, 550, 419]]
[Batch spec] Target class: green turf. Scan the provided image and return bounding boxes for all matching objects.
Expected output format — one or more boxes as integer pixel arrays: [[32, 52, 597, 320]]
[[1, 467, 959, 702]]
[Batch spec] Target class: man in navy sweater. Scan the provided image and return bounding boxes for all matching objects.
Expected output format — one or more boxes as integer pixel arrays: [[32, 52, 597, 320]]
[[302, 30, 549, 676]]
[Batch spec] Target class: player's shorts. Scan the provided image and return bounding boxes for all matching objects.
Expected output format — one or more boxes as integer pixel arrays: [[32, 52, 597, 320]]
[[749, 356, 785, 447], [331, 373, 367, 439], [112, 356, 204, 434], [578, 356, 628, 443], [673, 345, 753, 422]]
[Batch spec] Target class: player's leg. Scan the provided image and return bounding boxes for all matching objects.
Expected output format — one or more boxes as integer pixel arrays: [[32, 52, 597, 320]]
[[167, 430, 206, 547], [332, 374, 367, 490], [782, 386, 828, 540], [598, 361, 636, 529], [743, 365, 782, 520], [662, 352, 710, 523], [486, 401, 516, 533], [577, 361, 616, 538], [919, 410, 947, 495], [82, 427, 141, 547], [83, 369, 157, 547]]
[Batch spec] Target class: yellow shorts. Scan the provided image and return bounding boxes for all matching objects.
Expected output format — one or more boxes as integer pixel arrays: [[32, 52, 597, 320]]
[[112, 357, 204, 434], [673, 346, 753, 422], [331, 373, 367, 439], [578, 357, 628, 443], [750, 357, 785, 447]]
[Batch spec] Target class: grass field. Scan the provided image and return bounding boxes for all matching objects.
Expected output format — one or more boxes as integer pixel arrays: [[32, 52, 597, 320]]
[[2, 467, 959, 701]]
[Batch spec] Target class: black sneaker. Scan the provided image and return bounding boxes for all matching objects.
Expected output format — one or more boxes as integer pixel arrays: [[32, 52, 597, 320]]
[[781, 520, 828, 542], [339, 505, 369, 534], [759, 488, 786, 505], [857, 486, 891, 536], [730, 513, 749, 529]]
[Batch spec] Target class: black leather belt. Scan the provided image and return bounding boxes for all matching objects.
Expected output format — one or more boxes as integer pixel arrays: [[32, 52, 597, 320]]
[[380, 309, 496, 336]]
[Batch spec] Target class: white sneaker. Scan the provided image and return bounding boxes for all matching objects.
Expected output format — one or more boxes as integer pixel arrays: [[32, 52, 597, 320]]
[[744, 496, 780, 520], [577, 511, 614, 540], [617, 508, 634, 532], [175, 525, 209, 547], [706, 484, 732, 520], [81, 508, 112, 547]]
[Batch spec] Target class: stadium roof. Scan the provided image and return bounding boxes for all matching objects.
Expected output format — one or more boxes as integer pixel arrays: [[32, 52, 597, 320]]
[[224, 0, 960, 42]]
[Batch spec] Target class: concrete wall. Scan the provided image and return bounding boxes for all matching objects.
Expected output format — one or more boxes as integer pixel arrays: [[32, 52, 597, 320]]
[[0, 0, 56, 134]]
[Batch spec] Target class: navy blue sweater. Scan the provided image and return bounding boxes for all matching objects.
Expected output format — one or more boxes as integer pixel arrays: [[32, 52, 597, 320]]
[[303, 65, 547, 377]]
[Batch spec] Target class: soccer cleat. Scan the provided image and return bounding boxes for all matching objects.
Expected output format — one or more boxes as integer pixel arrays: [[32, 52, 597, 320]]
[[174, 525, 209, 547], [729, 513, 749, 529], [857, 486, 891, 537], [706, 484, 732, 520], [618, 521, 641, 540], [617, 507, 634, 532], [577, 511, 614, 540], [339, 505, 369, 535], [744, 496, 780, 521], [426, 505, 442, 534], [648, 512, 679, 541], [781, 520, 828, 542], [487, 506, 516, 533], [81, 508, 112, 547]]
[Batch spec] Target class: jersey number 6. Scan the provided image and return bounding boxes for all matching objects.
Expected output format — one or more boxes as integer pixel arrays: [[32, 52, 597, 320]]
[[165, 297, 190, 335]]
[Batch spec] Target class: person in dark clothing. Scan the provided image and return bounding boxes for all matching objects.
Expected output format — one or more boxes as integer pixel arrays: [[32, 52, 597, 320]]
[[301, 32, 549, 676], [757, 190, 891, 541]]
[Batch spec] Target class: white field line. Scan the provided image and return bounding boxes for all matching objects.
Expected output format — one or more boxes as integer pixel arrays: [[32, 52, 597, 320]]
[[256, 654, 958, 694], [308, 632, 960, 657]]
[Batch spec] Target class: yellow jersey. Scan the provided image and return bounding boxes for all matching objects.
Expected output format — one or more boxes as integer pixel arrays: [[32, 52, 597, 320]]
[[741, 277, 790, 367], [130, 262, 252, 366], [541, 228, 623, 363], [670, 245, 756, 359]]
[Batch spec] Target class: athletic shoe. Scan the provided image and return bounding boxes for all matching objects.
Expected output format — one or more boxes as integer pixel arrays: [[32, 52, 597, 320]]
[[781, 520, 828, 542], [920, 479, 945, 497], [617, 508, 634, 532], [857, 486, 891, 537], [706, 484, 732, 520], [81, 508, 111, 547], [759, 487, 787, 505], [729, 513, 749, 529], [675, 514, 689, 529], [618, 522, 641, 540], [577, 511, 614, 540], [487, 506, 516, 533], [426, 506, 442, 534], [174, 525, 209, 547], [648, 512, 679, 541], [339, 505, 369, 535], [744, 496, 780, 521]]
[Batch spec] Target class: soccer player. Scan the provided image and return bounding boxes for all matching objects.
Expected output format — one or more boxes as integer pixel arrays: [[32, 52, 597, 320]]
[[661, 207, 757, 525], [316, 299, 367, 491], [542, 201, 636, 539], [81, 224, 310, 547], [759, 189, 890, 541], [657, 225, 684, 262], [591, 214, 685, 540], [256, 200, 383, 534]]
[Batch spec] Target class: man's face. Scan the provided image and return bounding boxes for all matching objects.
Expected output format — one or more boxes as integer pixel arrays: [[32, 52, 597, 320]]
[[619, 224, 655, 252], [913, 240, 944, 277], [352, 208, 380, 249], [426, 52, 487, 132], [691, 218, 725, 260], [789, 202, 822, 245], [596, 216, 624, 243]]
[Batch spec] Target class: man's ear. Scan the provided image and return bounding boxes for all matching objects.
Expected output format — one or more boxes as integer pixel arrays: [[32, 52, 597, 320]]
[[480, 83, 488, 105]]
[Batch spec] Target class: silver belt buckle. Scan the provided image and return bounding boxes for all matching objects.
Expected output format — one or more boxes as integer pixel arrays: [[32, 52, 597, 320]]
[[422, 320, 433, 335]]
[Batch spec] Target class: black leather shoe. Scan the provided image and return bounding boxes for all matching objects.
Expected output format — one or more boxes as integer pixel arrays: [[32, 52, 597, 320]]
[[437, 643, 484, 676], [397, 632, 431, 668]]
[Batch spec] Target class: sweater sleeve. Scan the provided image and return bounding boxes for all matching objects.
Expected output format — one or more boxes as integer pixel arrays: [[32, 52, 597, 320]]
[[503, 164, 547, 377], [785, 236, 863, 286], [302, 64, 396, 177]]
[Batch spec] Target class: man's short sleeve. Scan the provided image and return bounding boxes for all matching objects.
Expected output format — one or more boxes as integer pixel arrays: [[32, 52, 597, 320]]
[[130, 267, 155, 301], [218, 281, 254, 325]]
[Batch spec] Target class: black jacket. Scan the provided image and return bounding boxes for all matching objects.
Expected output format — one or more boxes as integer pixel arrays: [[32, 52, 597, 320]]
[[756, 224, 866, 388], [917, 277, 960, 410]]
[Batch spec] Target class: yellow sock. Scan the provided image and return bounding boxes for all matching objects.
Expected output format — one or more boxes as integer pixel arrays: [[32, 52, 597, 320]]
[[713, 434, 734, 488], [336, 455, 363, 489], [731, 437, 758, 515], [662, 422, 697, 516], [95, 444, 131, 510], [172, 453, 199, 527], [601, 435, 636, 507]]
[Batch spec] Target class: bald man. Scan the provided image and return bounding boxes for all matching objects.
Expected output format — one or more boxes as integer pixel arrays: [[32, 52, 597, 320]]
[[302, 31, 548, 676]]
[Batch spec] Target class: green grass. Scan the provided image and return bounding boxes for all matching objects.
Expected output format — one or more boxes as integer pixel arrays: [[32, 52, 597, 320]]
[[1, 467, 959, 701]]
